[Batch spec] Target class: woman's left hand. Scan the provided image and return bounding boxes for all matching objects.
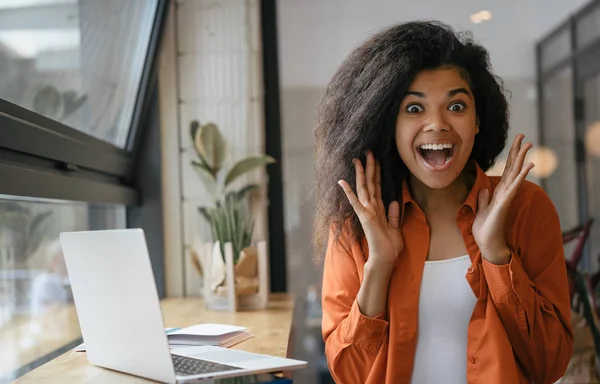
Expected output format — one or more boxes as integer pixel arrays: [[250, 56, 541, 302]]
[[472, 134, 535, 264]]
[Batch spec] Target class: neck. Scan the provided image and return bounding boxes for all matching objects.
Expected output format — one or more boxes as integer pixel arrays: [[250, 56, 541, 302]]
[[408, 167, 474, 216]]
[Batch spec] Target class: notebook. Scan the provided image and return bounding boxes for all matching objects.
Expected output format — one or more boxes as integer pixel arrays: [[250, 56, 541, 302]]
[[167, 323, 253, 347], [75, 324, 253, 351]]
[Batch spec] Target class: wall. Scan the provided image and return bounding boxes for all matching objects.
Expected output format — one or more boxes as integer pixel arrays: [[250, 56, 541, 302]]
[[159, 0, 266, 296]]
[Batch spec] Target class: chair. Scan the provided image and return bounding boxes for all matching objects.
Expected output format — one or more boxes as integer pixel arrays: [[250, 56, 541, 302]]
[[563, 219, 594, 312]]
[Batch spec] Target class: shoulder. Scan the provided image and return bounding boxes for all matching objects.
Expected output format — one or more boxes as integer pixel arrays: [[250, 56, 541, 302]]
[[325, 222, 368, 274], [328, 221, 366, 257]]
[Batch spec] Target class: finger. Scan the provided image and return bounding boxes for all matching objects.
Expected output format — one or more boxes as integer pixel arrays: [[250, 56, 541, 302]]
[[505, 162, 534, 198], [338, 180, 365, 216], [365, 151, 376, 202], [375, 160, 384, 212], [477, 188, 490, 212], [508, 142, 533, 182], [388, 200, 400, 229], [354, 158, 370, 205], [502, 134, 524, 179], [375, 159, 382, 201]]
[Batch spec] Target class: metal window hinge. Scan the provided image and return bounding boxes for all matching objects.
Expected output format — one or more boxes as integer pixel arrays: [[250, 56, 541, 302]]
[[60, 162, 78, 172]]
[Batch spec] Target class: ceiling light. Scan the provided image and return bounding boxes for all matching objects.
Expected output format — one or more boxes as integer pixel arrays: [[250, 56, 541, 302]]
[[585, 122, 600, 158], [470, 10, 492, 24], [528, 147, 558, 179]]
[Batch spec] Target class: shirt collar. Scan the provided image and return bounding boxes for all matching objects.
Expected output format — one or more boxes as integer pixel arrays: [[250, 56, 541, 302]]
[[399, 161, 492, 224]]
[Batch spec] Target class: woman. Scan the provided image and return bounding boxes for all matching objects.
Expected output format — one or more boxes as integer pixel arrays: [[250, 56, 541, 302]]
[[315, 21, 573, 384]]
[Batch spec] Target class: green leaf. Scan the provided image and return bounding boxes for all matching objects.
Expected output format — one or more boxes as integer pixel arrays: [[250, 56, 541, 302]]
[[224, 156, 276, 187], [195, 123, 227, 174], [205, 194, 256, 264], [190, 120, 212, 172], [191, 161, 218, 199], [233, 184, 260, 201], [190, 120, 200, 143], [198, 207, 212, 223]]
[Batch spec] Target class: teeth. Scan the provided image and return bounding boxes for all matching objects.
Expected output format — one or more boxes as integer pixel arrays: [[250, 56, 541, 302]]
[[420, 143, 454, 150]]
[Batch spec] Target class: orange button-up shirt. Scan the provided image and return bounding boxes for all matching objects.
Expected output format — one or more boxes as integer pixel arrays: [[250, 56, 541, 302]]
[[322, 163, 573, 384]]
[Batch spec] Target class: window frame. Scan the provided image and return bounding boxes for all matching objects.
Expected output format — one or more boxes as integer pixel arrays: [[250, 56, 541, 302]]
[[0, 1, 170, 381], [0, 0, 169, 206]]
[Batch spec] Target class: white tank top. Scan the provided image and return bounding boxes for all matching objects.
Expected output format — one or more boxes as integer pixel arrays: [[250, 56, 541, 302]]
[[410, 255, 477, 384]]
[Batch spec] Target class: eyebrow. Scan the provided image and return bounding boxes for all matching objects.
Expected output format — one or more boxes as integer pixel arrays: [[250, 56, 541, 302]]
[[405, 87, 472, 99]]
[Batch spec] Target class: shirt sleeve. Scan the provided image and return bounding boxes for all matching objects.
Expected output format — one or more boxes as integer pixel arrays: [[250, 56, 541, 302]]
[[482, 184, 574, 384], [321, 228, 388, 384]]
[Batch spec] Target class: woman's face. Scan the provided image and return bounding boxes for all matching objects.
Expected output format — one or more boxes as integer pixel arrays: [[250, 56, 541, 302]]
[[396, 67, 478, 189]]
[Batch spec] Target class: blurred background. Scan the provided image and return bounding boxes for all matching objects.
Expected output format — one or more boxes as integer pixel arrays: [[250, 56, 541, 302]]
[[0, 0, 599, 383]]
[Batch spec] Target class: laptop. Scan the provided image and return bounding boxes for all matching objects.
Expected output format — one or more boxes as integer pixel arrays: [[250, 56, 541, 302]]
[[59, 228, 306, 383]]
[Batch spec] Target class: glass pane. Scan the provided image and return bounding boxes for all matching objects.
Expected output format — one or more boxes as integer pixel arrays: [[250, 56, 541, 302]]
[[541, 66, 580, 232], [577, 3, 600, 49], [541, 27, 571, 72], [0, 0, 158, 148], [280, 86, 324, 383], [582, 74, 600, 272], [0, 196, 125, 381]]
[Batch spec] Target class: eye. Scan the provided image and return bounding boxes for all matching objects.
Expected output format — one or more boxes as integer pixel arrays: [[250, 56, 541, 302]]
[[448, 102, 466, 112], [406, 104, 424, 114]]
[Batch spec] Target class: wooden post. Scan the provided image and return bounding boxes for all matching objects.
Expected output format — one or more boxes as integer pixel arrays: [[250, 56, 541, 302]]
[[223, 242, 237, 312]]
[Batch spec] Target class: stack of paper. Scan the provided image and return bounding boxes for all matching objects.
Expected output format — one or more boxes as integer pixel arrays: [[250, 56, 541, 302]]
[[75, 324, 253, 352], [167, 323, 253, 348]]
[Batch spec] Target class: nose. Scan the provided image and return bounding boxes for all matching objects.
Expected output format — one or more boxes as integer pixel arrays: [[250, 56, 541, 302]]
[[424, 111, 450, 132]]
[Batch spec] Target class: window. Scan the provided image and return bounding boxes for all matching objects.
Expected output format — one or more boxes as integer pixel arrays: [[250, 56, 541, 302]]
[[576, 1, 600, 50], [0, 196, 125, 382], [540, 26, 571, 72], [0, 0, 167, 380], [540, 67, 579, 231], [0, 0, 158, 148]]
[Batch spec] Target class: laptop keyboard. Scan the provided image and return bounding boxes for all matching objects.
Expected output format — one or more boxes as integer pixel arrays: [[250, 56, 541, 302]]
[[172, 353, 242, 376]]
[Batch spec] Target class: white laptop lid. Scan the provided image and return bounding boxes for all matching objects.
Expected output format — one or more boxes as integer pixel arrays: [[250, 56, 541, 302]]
[[60, 229, 176, 384]]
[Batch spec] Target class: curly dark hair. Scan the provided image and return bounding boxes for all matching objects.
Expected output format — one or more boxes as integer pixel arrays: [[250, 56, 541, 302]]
[[313, 20, 509, 252]]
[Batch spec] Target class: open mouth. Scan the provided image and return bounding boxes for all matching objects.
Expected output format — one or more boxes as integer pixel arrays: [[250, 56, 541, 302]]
[[417, 143, 456, 171]]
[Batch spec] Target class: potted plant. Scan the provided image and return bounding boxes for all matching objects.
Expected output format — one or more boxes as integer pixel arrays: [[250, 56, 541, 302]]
[[188, 121, 275, 311]]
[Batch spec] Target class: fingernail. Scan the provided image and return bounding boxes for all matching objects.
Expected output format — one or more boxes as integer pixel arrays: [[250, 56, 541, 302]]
[[337, 180, 343, 186]]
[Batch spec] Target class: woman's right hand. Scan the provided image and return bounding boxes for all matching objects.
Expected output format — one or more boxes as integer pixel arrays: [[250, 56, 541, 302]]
[[338, 151, 404, 267]]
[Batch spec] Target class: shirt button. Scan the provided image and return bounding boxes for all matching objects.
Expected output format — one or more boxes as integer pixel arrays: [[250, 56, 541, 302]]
[[469, 356, 476, 364], [468, 267, 475, 274], [373, 331, 381, 338], [466, 227, 472, 234]]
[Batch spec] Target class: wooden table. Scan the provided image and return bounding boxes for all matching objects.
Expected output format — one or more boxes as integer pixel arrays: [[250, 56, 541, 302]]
[[11, 294, 295, 383]]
